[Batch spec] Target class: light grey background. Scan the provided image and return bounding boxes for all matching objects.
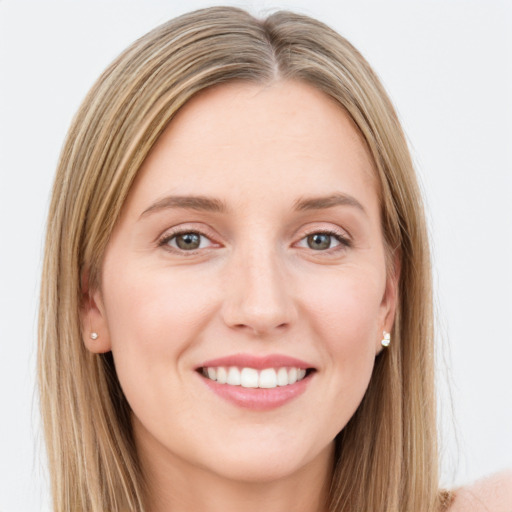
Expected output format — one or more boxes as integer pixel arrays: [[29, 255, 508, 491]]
[[1, 1, 511, 510]]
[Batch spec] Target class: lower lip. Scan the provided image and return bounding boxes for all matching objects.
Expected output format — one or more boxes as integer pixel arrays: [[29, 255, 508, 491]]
[[198, 372, 313, 410]]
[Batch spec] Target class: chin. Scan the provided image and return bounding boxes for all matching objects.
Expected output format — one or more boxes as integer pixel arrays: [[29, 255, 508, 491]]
[[196, 436, 334, 484], [204, 455, 311, 484]]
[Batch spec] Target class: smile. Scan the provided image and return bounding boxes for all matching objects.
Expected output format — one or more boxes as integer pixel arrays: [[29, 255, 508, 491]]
[[200, 366, 308, 388], [196, 354, 316, 410]]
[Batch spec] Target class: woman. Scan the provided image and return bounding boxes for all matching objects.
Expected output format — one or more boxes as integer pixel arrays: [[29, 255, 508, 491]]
[[37, 6, 511, 512]]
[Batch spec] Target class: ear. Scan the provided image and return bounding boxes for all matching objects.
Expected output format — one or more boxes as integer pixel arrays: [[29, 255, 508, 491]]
[[375, 252, 400, 354], [80, 270, 112, 354]]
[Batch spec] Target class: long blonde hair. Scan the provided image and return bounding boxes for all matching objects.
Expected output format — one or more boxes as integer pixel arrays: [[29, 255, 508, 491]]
[[39, 6, 448, 511]]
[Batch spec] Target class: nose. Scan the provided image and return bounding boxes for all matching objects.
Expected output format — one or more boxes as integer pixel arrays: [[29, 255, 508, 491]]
[[221, 248, 298, 337]]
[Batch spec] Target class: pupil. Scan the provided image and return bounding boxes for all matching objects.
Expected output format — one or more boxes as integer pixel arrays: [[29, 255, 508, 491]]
[[308, 233, 330, 250], [177, 233, 200, 250]]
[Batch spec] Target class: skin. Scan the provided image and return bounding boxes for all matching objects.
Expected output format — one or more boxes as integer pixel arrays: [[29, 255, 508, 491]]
[[82, 80, 398, 512], [448, 470, 512, 512]]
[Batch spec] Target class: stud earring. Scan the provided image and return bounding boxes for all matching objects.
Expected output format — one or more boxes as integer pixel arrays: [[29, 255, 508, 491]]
[[381, 331, 390, 347], [90, 332, 99, 340]]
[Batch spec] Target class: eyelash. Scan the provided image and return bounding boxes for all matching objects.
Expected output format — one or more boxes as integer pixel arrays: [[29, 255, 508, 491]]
[[157, 228, 352, 255], [298, 229, 352, 252]]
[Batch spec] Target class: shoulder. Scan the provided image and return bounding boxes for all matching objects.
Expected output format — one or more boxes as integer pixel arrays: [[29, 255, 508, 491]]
[[447, 470, 512, 512]]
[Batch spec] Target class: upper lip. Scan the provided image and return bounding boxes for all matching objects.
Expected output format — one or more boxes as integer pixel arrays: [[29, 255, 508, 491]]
[[197, 353, 315, 370]]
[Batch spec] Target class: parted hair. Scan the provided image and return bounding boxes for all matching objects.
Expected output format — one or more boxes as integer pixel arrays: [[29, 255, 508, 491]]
[[38, 6, 451, 511]]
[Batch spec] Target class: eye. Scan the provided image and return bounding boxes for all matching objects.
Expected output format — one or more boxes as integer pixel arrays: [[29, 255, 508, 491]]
[[296, 230, 351, 251], [159, 230, 214, 252]]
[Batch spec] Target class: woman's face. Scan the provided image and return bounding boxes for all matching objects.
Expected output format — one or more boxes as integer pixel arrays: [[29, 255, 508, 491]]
[[84, 80, 397, 484]]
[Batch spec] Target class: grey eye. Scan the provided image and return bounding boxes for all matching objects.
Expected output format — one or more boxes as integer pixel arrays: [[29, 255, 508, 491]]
[[160, 229, 217, 253], [307, 233, 335, 250], [174, 232, 201, 250]]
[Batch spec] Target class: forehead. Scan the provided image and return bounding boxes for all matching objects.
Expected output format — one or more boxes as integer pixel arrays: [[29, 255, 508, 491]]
[[125, 80, 378, 217]]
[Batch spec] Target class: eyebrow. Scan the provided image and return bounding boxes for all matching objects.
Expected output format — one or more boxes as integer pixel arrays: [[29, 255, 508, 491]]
[[293, 193, 366, 214], [140, 195, 228, 217], [140, 192, 366, 218]]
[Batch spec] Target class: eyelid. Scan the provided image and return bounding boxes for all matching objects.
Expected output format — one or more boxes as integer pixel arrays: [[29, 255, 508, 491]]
[[299, 223, 351, 241]]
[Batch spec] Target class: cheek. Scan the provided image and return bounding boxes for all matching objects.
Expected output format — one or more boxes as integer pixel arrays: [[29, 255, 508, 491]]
[[104, 260, 213, 348], [301, 267, 384, 425], [305, 266, 384, 350], [100, 261, 216, 412]]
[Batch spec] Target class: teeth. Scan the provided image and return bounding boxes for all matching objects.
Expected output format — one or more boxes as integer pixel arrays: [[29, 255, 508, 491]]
[[277, 367, 288, 386], [227, 367, 241, 386], [217, 367, 227, 384], [259, 368, 277, 388], [241, 368, 259, 388], [202, 366, 309, 388]]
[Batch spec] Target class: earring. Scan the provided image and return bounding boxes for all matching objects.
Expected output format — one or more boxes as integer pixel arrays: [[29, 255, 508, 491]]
[[90, 332, 99, 340], [381, 331, 390, 347]]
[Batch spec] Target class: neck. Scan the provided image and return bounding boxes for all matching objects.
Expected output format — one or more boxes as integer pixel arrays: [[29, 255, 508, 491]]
[[135, 423, 334, 512]]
